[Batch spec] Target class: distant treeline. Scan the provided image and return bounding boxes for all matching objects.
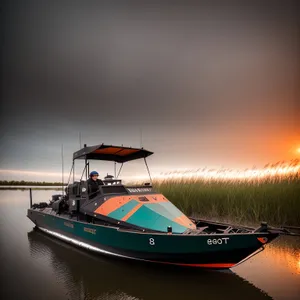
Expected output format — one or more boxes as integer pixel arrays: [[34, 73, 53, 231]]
[[0, 180, 67, 186]]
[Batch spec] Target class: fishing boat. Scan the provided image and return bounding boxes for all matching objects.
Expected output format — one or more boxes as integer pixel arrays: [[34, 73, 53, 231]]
[[27, 143, 299, 269]]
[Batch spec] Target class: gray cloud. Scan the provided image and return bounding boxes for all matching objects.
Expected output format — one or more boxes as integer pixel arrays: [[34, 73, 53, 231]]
[[1, 0, 299, 176]]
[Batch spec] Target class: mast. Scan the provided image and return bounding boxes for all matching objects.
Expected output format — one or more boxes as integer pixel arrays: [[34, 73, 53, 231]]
[[61, 144, 64, 195]]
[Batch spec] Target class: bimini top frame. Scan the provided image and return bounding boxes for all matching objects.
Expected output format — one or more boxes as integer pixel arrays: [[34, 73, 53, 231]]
[[67, 143, 153, 184], [73, 143, 153, 163]]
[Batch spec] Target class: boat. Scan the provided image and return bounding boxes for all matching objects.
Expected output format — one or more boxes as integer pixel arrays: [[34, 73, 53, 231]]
[[27, 229, 274, 300], [27, 143, 300, 269]]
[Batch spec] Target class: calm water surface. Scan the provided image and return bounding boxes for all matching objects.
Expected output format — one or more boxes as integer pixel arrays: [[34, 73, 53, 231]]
[[0, 190, 299, 300]]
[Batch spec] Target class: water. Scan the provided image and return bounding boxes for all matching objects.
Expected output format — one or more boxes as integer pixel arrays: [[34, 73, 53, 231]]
[[0, 190, 299, 300]]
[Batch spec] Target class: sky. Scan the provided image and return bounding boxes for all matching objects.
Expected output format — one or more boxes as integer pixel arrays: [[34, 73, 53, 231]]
[[1, 0, 300, 181]]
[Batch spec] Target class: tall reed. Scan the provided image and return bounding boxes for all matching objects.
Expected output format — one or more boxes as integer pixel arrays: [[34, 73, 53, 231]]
[[152, 160, 300, 226]]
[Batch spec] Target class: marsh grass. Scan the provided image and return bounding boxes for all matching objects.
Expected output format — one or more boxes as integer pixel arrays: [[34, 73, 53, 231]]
[[151, 162, 300, 227]]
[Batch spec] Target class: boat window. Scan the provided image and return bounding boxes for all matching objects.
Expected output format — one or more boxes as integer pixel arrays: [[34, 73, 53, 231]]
[[105, 180, 122, 185], [101, 185, 128, 194]]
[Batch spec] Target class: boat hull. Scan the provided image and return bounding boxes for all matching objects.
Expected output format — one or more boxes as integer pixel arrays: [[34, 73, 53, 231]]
[[27, 209, 278, 269]]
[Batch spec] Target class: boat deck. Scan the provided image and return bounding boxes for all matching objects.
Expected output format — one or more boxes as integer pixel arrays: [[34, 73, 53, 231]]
[[31, 206, 255, 236]]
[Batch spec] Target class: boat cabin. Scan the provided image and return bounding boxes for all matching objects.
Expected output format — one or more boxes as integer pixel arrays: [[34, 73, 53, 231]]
[[62, 143, 154, 214], [45, 143, 196, 234]]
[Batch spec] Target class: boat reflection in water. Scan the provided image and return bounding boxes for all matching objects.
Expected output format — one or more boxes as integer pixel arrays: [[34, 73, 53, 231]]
[[27, 228, 272, 300], [266, 240, 300, 275], [233, 236, 300, 300]]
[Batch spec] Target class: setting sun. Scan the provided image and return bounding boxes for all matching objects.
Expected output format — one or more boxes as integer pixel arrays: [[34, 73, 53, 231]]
[[297, 148, 300, 153]]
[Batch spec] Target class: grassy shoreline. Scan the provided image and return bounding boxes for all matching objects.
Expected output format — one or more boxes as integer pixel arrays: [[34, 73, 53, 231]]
[[0, 187, 63, 191], [153, 177, 300, 227], [0, 180, 66, 186], [2, 160, 299, 226]]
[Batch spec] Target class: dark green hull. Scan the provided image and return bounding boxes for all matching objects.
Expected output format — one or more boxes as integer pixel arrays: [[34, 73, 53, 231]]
[[27, 208, 279, 269]]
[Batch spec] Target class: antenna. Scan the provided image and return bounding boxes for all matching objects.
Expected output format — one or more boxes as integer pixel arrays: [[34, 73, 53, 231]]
[[61, 144, 64, 196], [140, 127, 143, 148], [79, 132, 82, 148]]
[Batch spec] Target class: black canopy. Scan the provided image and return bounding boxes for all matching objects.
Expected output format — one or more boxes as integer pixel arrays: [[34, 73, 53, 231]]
[[73, 144, 153, 163]]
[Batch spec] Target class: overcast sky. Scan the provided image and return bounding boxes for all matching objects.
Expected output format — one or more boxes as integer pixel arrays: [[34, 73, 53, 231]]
[[1, 0, 299, 181]]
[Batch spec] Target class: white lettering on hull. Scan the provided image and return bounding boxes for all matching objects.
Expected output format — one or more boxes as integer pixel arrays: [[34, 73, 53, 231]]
[[207, 238, 230, 245]]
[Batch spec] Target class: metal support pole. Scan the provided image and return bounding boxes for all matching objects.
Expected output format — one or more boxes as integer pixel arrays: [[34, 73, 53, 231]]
[[61, 144, 64, 196], [85, 158, 87, 179], [144, 157, 152, 185], [66, 162, 74, 188], [29, 188, 32, 208], [117, 163, 123, 178]]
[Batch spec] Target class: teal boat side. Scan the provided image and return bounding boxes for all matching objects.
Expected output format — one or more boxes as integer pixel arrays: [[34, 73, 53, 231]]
[[28, 209, 273, 254]]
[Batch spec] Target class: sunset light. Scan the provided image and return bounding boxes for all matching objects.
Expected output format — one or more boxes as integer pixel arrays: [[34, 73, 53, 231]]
[[120, 159, 300, 184], [296, 256, 300, 275], [152, 159, 300, 182]]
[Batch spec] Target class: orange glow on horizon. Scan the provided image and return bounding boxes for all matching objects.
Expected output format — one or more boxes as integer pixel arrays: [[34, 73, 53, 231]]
[[1, 156, 300, 183]]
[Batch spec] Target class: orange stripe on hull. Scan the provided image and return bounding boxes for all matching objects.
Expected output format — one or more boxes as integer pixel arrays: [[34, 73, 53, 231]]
[[150, 260, 235, 268], [257, 237, 268, 244], [173, 214, 196, 229], [121, 203, 143, 221], [94, 196, 129, 216], [174, 263, 235, 268]]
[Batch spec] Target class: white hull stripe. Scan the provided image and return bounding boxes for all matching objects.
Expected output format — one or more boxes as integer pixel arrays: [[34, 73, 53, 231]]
[[38, 227, 144, 262]]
